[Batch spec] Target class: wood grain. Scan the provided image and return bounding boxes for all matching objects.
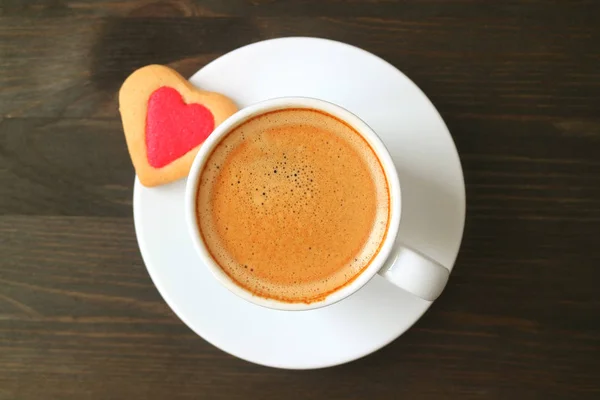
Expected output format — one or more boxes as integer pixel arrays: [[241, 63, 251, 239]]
[[1, 0, 599, 399]]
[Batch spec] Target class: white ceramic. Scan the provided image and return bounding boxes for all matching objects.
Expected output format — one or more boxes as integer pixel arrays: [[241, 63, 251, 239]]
[[184, 96, 450, 311], [133, 37, 465, 369]]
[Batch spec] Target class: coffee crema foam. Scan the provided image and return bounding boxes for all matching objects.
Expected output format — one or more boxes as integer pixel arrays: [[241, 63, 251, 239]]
[[197, 108, 389, 303]]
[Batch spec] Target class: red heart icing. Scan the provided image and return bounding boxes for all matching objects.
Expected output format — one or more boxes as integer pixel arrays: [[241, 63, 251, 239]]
[[145, 86, 215, 168]]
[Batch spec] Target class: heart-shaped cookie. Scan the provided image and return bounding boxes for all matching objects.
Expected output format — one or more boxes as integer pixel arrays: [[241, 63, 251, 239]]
[[119, 65, 238, 187]]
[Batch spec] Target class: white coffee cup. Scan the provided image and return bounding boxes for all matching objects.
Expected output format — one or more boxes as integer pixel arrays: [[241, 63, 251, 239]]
[[185, 97, 450, 311]]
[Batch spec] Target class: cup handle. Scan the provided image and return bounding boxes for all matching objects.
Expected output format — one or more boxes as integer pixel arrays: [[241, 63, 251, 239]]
[[377, 244, 450, 301]]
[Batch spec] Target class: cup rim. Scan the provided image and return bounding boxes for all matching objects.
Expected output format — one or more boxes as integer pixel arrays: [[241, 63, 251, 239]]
[[185, 96, 401, 311]]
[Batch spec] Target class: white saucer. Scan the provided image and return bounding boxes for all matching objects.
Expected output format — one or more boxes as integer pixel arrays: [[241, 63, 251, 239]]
[[133, 37, 465, 369]]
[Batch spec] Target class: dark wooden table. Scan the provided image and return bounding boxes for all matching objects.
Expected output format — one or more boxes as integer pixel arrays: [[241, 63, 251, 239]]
[[1, 1, 599, 399]]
